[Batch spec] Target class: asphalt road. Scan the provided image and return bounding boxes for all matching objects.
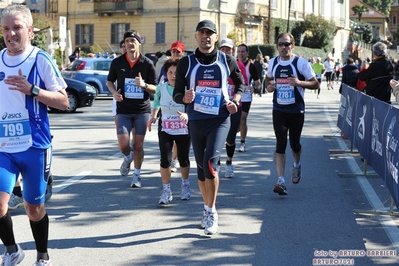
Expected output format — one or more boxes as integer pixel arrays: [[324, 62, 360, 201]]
[[9, 82, 399, 266]]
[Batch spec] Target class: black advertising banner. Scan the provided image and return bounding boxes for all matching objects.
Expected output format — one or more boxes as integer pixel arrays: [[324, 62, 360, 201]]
[[337, 87, 399, 209]]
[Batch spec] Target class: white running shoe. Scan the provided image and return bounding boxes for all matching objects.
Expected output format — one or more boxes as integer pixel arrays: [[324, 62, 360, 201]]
[[130, 173, 142, 188], [180, 183, 191, 200], [170, 159, 177, 173], [120, 155, 133, 176], [1, 243, 25, 266], [204, 212, 219, 235], [33, 259, 52, 266], [238, 143, 246, 152], [158, 189, 173, 205], [225, 164, 234, 178], [8, 194, 24, 210], [200, 209, 208, 229]]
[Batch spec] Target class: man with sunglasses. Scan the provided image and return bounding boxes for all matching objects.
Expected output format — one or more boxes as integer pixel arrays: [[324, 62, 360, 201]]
[[265, 33, 318, 196]]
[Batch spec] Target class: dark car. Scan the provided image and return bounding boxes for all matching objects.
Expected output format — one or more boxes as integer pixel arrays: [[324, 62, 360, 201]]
[[62, 58, 113, 96], [49, 78, 96, 113]]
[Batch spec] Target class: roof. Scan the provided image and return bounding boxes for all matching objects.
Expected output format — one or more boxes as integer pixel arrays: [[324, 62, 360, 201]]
[[349, 0, 388, 19]]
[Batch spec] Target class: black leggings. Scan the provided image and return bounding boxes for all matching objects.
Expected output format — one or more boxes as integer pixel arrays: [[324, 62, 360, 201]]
[[158, 131, 191, 168], [272, 110, 304, 154]]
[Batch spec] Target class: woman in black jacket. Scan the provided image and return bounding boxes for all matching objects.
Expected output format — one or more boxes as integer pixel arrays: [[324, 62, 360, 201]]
[[358, 42, 394, 103], [340, 57, 359, 93]]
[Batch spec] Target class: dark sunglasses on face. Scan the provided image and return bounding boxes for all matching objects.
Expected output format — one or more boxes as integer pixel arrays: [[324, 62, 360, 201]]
[[278, 42, 292, 47]]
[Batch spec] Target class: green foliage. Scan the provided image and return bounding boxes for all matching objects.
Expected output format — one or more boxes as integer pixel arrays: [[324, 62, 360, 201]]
[[352, 4, 369, 21], [290, 14, 336, 52], [363, 0, 394, 16]]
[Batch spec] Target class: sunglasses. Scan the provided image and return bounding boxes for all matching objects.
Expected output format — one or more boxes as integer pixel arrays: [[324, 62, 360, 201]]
[[278, 42, 292, 47]]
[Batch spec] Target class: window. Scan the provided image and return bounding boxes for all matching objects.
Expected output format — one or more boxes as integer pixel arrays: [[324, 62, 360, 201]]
[[75, 24, 94, 45], [155, 22, 165, 44], [30, 0, 37, 3], [394, 16, 397, 24], [111, 23, 130, 45]]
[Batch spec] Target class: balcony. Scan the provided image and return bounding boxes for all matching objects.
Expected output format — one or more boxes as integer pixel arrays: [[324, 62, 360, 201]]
[[93, 0, 143, 15], [238, 2, 269, 18]]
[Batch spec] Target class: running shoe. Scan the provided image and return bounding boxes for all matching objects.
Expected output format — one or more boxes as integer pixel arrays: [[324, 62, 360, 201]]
[[33, 259, 52, 266], [158, 189, 173, 205], [292, 165, 302, 184], [180, 182, 191, 200], [170, 159, 177, 173], [204, 212, 219, 235], [1, 243, 25, 266], [8, 194, 24, 210], [273, 182, 288, 196], [120, 156, 133, 176], [130, 173, 142, 188], [238, 143, 246, 152], [200, 209, 208, 229], [225, 164, 234, 178]]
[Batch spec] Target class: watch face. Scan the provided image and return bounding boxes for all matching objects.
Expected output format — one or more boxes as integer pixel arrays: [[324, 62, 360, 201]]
[[31, 85, 40, 97]]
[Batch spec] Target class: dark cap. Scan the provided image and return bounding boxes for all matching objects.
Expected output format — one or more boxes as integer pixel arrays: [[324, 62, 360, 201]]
[[124, 31, 141, 43], [196, 20, 217, 33]]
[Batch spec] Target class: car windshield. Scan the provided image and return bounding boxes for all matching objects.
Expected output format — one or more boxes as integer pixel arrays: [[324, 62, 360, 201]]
[[93, 61, 111, 71]]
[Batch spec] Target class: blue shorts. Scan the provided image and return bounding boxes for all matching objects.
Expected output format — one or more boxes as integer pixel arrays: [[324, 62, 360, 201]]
[[116, 113, 150, 136], [0, 147, 52, 204]]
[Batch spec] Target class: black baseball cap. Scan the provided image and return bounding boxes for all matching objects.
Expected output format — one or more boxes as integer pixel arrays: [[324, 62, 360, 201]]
[[196, 20, 217, 33]]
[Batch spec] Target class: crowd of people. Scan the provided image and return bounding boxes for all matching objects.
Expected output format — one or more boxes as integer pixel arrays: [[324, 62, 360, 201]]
[[3, 5, 399, 264]]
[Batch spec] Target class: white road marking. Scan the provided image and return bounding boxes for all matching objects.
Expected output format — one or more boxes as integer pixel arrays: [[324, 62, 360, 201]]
[[52, 171, 92, 193]]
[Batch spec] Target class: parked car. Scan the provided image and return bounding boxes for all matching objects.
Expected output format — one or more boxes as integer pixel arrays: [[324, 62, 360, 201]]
[[49, 78, 96, 113], [62, 57, 113, 96]]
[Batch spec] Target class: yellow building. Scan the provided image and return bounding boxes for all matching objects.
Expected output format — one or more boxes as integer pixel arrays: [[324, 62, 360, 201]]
[[50, 0, 350, 58]]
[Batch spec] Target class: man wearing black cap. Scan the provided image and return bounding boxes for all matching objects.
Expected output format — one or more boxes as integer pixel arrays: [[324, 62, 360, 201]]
[[107, 29, 157, 188], [173, 19, 245, 235]]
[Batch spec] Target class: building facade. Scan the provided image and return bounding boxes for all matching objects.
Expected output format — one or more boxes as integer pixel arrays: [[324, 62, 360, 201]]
[[28, 0, 350, 60]]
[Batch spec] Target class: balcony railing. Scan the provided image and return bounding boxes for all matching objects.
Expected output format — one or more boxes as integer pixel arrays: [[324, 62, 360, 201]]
[[93, 0, 143, 14], [238, 2, 268, 17]]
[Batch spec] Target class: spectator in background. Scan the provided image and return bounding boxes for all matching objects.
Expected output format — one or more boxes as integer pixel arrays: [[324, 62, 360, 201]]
[[323, 57, 334, 90], [394, 60, 399, 81], [334, 58, 343, 84], [218, 38, 248, 178], [356, 59, 369, 92], [311, 57, 325, 99], [155, 51, 168, 78], [358, 42, 394, 104], [339, 57, 359, 93], [157, 41, 185, 84], [69, 47, 81, 63], [253, 53, 266, 97]]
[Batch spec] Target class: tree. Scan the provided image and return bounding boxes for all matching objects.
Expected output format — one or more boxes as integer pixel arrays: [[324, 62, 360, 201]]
[[363, 0, 394, 16], [290, 14, 336, 52], [352, 4, 369, 22]]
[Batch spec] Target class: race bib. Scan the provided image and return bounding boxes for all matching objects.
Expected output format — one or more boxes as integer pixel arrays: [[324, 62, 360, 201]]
[[276, 83, 295, 105], [0, 110, 32, 151], [162, 114, 188, 135], [194, 86, 221, 115], [124, 78, 144, 99]]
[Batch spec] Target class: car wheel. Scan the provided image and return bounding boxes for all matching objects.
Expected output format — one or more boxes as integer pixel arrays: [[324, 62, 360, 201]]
[[66, 91, 78, 112], [88, 83, 99, 97]]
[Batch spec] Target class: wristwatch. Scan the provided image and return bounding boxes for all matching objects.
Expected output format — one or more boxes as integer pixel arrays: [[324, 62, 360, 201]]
[[232, 100, 240, 107], [144, 83, 148, 90], [30, 85, 40, 97]]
